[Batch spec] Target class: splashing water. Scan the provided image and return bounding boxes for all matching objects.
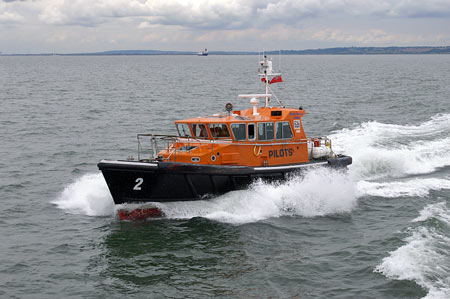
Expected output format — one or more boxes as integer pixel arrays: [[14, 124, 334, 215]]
[[327, 113, 450, 201], [52, 173, 115, 217], [53, 113, 450, 298], [54, 113, 450, 222], [357, 178, 450, 198], [54, 168, 356, 223], [333, 113, 450, 298], [331, 113, 450, 181], [157, 167, 357, 223], [375, 202, 450, 299]]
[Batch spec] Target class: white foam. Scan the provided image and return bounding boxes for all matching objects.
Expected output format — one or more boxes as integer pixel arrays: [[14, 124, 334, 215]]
[[330, 113, 450, 180], [375, 203, 450, 299], [52, 173, 115, 216], [413, 202, 450, 224], [55, 169, 356, 223], [357, 178, 450, 198], [155, 168, 357, 224]]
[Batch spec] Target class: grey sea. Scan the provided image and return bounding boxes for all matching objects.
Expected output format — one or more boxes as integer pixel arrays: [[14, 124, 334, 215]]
[[1, 54, 450, 298]]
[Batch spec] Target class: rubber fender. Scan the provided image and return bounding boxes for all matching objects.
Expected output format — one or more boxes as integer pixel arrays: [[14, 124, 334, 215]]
[[327, 155, 352, 167]]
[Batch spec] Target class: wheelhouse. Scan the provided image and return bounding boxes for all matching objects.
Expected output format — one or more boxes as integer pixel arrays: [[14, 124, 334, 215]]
[[174, 110, 303, 143]]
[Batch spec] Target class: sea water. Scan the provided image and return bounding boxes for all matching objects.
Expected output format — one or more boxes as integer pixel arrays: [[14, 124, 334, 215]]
[[1, 55, 450, 298]]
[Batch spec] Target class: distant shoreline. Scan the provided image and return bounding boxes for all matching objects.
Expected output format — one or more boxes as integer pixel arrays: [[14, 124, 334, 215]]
[[2, 46, 450, 56]]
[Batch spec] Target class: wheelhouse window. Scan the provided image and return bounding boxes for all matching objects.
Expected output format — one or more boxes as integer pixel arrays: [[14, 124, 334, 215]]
[[191, 124, 209, 138], [276, 121, 293, 139], [231, 123, 246, 141], [258, 122, 274, 140], [209, 123, 231, 138], [176, 123, 192, 137], [248, 123, 255, 140]]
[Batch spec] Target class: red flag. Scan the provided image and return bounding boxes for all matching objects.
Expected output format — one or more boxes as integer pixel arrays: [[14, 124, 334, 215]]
[[269, 75, 283, 84], [261, 77, 266, 83]]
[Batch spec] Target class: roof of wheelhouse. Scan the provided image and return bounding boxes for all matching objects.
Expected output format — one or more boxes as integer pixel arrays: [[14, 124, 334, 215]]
[[176, 107, 306, 124]]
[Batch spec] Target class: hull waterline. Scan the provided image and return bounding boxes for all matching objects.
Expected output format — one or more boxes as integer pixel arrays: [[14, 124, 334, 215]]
[[98, 156, 352, 208]]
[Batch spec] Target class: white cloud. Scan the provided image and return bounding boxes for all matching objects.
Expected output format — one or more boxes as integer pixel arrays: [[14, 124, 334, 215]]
[[0, 10, 23, 23], [0, 1, 26, 24], [36, 0, 254, 28], [1, 0, 449, 53], [386, 0, 450, 18], [29, 0, 450, 28]]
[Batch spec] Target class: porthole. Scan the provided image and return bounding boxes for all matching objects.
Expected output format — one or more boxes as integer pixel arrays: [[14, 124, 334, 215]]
[[211, 155, 216, 162]]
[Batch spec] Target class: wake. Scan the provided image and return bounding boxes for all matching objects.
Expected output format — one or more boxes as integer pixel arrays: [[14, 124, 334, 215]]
[[54, 113, 450, 222], [53, 168, 357, 224]]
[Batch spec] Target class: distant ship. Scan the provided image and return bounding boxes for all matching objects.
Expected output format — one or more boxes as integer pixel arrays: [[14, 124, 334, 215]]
[[197, 48, 208, 56]]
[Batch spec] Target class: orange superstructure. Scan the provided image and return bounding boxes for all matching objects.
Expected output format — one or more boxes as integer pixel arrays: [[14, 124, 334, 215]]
[[157, 105, 309, 167]]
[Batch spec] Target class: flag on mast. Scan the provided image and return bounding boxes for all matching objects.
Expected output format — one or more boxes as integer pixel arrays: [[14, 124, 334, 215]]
[[269, 75, 283, 84]]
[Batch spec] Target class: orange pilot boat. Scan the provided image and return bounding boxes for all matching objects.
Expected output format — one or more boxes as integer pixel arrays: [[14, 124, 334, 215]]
[[98, 56, 352, 220]]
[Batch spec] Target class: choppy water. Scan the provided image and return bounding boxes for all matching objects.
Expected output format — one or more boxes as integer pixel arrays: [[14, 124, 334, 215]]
[[1, 55, 450, 298]]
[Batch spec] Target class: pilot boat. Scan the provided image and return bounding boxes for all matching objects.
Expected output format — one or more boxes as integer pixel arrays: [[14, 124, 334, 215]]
[[98, 56, 352, 220]]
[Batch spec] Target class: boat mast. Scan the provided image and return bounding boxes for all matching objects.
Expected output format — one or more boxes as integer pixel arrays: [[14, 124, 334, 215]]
[[258, 55, 281, 107], [265, 67, 270, 107]]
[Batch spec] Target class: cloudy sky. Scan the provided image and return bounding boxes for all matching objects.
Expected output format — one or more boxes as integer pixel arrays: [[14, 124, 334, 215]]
[[1, 0, 450, 54]]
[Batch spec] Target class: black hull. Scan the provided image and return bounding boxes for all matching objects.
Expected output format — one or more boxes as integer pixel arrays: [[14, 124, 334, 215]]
[[98, 156, 352, 204]]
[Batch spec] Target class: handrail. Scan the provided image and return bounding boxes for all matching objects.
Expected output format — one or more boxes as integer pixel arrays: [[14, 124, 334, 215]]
[[136, 133, 332, 162]]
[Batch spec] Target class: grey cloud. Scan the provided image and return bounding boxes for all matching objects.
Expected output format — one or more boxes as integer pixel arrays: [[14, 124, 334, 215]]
[[37, 1, 258, 28], [388, 1, 450, 18], [5, 0, 450, 29]]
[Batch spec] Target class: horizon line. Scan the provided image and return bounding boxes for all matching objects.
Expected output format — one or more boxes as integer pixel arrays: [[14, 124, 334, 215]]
[[2, 45, 450, 56]]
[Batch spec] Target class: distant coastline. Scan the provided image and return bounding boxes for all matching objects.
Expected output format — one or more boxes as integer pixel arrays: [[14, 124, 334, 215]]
[[2, 46, 450, 56]]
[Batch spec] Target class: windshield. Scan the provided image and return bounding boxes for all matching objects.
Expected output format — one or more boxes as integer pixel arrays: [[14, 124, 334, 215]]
[[276, 121, 293, 139], [258, 122, 274, 140], [176, 123, 192, 137], [191, 124, 209, 138], [231, 123, 246, 141], [209, 123, 231, 138]]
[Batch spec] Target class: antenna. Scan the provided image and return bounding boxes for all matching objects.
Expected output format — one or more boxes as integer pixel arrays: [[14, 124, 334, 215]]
[[257, 55, 281, 107], [279, 49, 281, 73], [268, 85, 283, 108]]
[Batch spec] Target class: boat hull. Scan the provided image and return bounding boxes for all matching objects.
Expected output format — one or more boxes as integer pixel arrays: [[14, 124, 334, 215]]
[[98, 156, 352, 205]]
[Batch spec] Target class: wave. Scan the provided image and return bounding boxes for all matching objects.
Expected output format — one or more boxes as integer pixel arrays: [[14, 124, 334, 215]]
[[52, 173, 115, 217], [53, 113, 450, 298], [53, 113, 450, 220], [375, 202, 450, 299], [330, 113, 450, 180], [413, 202, 450, 224], [155, 167, 357, 223], [357, 177, 450, 198], [53, 168, 357, 223]]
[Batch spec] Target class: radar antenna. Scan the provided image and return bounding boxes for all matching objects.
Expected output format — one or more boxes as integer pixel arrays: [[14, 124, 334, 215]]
[[258, 55, 282, 107]]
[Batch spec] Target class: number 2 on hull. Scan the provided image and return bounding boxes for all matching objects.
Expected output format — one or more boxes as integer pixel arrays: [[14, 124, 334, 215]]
[[133, 178, 143, 190]]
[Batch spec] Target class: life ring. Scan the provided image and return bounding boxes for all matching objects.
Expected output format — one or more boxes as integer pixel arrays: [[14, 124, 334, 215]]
[[253, 145, 262, 156]]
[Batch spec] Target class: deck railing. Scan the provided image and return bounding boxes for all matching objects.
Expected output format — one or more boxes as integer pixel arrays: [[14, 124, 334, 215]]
[[136, 133, 333, 162]]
